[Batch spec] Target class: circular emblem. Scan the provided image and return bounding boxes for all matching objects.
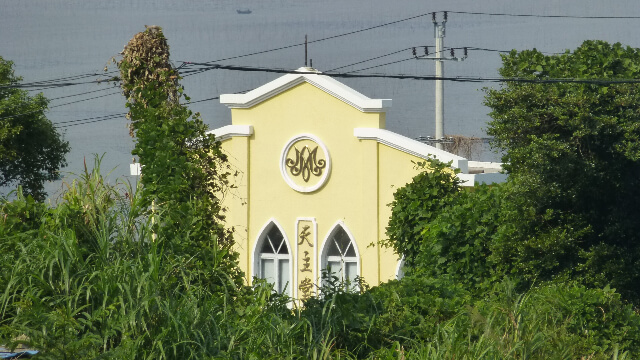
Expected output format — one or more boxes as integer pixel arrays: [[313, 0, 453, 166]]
[[280, 134, 331, 192]]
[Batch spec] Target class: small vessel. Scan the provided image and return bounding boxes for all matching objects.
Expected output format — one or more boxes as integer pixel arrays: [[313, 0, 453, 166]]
[[236, 8, 252, 14]]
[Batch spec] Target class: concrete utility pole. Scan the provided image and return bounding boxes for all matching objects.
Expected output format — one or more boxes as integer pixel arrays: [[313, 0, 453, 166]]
[[414, 12, 467, 150], [434, 14, 445, 150]]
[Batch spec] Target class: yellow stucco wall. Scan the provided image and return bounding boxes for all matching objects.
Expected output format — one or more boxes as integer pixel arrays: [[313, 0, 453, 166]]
[[219, 81, 431, 296]]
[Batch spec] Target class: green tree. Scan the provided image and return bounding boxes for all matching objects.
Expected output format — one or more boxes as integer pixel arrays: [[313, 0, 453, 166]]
[[415, 184, 503, 294], [117, 26, 242, 283], [0, 56, 69, 200], [384, 159, 462, 268], [485, 40, 640, 301]]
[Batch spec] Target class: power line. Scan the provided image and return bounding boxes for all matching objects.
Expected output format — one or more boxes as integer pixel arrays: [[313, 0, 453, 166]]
[[56, 114, 125, 129], [326, 48, 412, 72], [49, 90, 122, 109], [53, 112, 127, 125], [448, 10, 640, 19], [2, 78, 116, 91], [459, 46, 564, 55], [0, 90, 122, 121], [347, 57, 416, 73], [178, 12, 434, 70], [180, 63, 640, 84], [55, 89, 253, 129], [48, 85, 120, 101], [1, 71, 118, 91]]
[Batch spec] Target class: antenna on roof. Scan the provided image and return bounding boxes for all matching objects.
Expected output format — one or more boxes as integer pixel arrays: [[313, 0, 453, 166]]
[[305, 35, 308, 66]]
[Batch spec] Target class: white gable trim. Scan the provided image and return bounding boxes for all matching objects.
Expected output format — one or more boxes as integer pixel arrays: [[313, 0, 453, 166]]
[[206, 125, 253, 142], [220, 68, 391, 113], [354, 128, 469, 173], [457, 172, 508, 185]]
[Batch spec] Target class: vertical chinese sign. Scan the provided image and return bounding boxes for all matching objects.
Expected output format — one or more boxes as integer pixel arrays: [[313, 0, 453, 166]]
[[296, 219, 316, 301]]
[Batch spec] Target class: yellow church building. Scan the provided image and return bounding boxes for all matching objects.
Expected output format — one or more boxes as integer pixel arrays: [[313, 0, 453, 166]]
[[209, 67, 506, 299]]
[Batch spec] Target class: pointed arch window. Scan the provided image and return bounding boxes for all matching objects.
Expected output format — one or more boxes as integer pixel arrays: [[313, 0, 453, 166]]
[[322, 225, 358, 289], [256, 224, 291, 294]]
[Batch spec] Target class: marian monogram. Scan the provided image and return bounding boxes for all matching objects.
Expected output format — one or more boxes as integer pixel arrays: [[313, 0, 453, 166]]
[[280, 134, 331, 193], [286, 146, 326, 182]]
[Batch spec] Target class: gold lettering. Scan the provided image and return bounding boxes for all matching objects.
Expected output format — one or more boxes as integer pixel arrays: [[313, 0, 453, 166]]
[[298, 225, 312, 247], [301, 251, 312, 272], [299, 277, 313, 300]]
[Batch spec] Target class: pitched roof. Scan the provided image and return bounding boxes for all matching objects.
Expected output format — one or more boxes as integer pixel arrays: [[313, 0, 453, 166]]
[[220, 67, 392, 113]]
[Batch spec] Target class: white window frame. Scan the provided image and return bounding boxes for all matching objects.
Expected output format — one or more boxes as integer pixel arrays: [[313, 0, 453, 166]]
[[252, 219, 292, 295], [395, 257, 406, 280], [319, 221, 360, 289]]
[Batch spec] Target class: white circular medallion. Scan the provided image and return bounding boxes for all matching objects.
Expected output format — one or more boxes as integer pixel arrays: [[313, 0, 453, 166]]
[[280, 134, 331, 193]]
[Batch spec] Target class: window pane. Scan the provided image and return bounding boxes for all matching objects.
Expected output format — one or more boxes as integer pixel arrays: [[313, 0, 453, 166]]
[[327, 240, 341, 256], [278, 259, 290, 294], [267, 226, 288, 254], [345, 261, 358, 289], [344, 242, 356, 257], [335, 229, 351, 254], [328, 261, 343, 279], [260, 237, 275, 253], [261, 258, 276, 286], [327, 227, 355, 257]]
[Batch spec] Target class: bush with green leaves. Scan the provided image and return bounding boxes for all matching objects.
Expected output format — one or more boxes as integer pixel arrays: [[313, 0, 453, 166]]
[[384, 158, 462, 268], [415, 183, 503, 294], [300, 273, 471, 358], [485, 40, 640, 302], [368, 280, 640, 360], [0, 56, 70, 200], [0, 159, 324, 359]]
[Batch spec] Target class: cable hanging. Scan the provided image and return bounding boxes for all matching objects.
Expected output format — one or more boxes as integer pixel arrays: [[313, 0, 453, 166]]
[[448, 10, 640, 19]]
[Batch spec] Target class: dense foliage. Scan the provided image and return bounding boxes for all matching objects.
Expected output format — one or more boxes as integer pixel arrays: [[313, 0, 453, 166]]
[[384, 159, 462, 268], [485, 40, 640, 300], [0, 163, 302, 358], [0, 56, 70, 200], [415, 184, 503, 295], [2, 33, 640, 358], [117, 27, 240, 280]]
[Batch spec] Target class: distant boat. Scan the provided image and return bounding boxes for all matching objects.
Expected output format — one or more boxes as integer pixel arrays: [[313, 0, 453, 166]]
[[236, 9, 252, 14]]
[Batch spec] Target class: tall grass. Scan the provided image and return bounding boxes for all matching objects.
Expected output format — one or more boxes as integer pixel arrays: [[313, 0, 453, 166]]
[[1, 160, 638, 359]]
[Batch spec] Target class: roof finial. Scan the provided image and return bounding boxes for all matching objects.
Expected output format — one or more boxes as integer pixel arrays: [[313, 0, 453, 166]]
[[304, 35, 308, 67]]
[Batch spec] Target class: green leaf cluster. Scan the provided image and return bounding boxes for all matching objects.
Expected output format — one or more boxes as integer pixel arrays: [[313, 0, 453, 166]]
[[117, 27, 239, 273], [0, 159, 296, 359], [485, 40, 640, 301], [0, 56, 69, 200], [384, 158, 461, 268]]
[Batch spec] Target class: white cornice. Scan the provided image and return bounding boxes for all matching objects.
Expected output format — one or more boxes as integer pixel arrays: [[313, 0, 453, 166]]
[[206, 125, 253, 141], [457, 172, 508, 185], [220, 68, 392, 113], [354, 128, 469, 173]]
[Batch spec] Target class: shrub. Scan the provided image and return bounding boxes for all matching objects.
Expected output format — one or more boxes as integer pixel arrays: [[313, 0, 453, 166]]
[[384, 158, 462, 268]]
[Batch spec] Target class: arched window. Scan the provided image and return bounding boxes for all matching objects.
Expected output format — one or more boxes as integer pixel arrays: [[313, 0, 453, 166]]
[[255, 222, 291, 294], [322, 224, 358, 289]]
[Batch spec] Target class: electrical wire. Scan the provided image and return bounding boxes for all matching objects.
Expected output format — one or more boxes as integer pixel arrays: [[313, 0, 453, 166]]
[[5, 9, 638, 89], [1, 71, 118, 91], [53, 112, 127, 125], [178, 12, 434, 68], [55, 88, 253, 128], [48, 90, 122, 109], [56, 114, 125, 129], [0, 90, 122, 121], [448, 10, 640, 19], [347, 57, 417, 73], [327, 48, 412, 72], [47, 85, 120, 101], [179, 63, 640, 84]]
